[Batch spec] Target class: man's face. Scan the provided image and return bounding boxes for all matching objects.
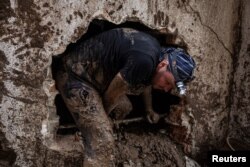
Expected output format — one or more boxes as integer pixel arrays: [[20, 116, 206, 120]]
[[152, 60, 176, 92]]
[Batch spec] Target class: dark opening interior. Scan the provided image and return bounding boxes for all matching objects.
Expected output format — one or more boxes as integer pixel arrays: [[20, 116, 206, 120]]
[[51, 19, 182, 135], [63, 19, 186, 54], [54, 94, 79, 135]]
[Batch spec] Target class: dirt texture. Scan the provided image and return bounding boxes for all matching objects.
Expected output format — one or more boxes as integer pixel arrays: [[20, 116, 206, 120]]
[[115, 128, 185, 167], [229, 0, 250, 149]]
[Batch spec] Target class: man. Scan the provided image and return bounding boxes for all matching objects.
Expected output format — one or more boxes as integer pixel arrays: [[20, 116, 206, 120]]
[[56, 28, 196, 166]]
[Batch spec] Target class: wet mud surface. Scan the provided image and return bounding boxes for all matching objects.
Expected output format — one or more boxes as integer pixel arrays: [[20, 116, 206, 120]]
[[114, 122, 185, 167]]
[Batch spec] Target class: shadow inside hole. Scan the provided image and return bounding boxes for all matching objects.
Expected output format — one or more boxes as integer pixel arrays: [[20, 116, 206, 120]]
[[54, 94, 79, 135], [127, 89, 181, 118], [113, 90, 181, 134], [0, 149, 16, 166]]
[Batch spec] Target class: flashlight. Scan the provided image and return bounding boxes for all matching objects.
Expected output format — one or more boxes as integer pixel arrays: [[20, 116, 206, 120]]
[[176, 81, 186, 96]]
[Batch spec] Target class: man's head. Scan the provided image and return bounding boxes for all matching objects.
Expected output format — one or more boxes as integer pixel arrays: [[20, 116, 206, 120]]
[[152, 47, 196, 95]]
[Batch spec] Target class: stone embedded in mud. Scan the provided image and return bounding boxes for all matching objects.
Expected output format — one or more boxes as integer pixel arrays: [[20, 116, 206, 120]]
[[185, 156, 201, 167]]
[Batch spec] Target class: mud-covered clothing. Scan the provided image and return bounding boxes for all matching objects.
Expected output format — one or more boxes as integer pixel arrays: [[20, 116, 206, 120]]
[[63, 28, 161, 94], [56, 28, 162, 166], [56, 71, 115, 166]]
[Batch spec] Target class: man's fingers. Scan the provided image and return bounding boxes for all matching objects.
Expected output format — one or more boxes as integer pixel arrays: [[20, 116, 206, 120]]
[[152, 113, 160, 123], [147, 113, 159, 124], [147, 114, 153, 124]]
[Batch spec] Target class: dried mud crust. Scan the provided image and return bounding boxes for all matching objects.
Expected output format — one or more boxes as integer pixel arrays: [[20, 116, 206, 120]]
[[114, 125, 185, 167]]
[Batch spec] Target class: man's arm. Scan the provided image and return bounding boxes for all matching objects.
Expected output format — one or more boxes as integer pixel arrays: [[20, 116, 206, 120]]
[[143, 86, 160, 123], [103, 72, 129, 114]]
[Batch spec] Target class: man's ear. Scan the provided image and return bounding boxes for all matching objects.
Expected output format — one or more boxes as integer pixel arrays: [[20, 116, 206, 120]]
[[157, 59, 168, 70]]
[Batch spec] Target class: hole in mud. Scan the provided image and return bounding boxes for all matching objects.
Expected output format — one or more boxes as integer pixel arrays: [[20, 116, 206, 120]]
[[51, 19, 183, 135], [51, 57, 79, 135]]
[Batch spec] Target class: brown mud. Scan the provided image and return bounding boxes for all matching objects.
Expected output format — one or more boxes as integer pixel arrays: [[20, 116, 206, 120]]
[[114, 122, 185, 167]]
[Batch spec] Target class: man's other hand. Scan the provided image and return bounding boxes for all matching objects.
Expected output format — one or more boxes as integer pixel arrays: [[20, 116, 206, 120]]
[[146, 110, 160, 124]]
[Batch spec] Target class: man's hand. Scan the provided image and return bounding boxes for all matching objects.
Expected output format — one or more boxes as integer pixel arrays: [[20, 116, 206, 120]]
[[143, 86, 159, 124], [146, 109, 160, 124]]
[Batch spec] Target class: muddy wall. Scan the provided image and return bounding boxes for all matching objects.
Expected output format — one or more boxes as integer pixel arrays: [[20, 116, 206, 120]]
[[230, 0, 250, 144], [0, 0, 242, 166]]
